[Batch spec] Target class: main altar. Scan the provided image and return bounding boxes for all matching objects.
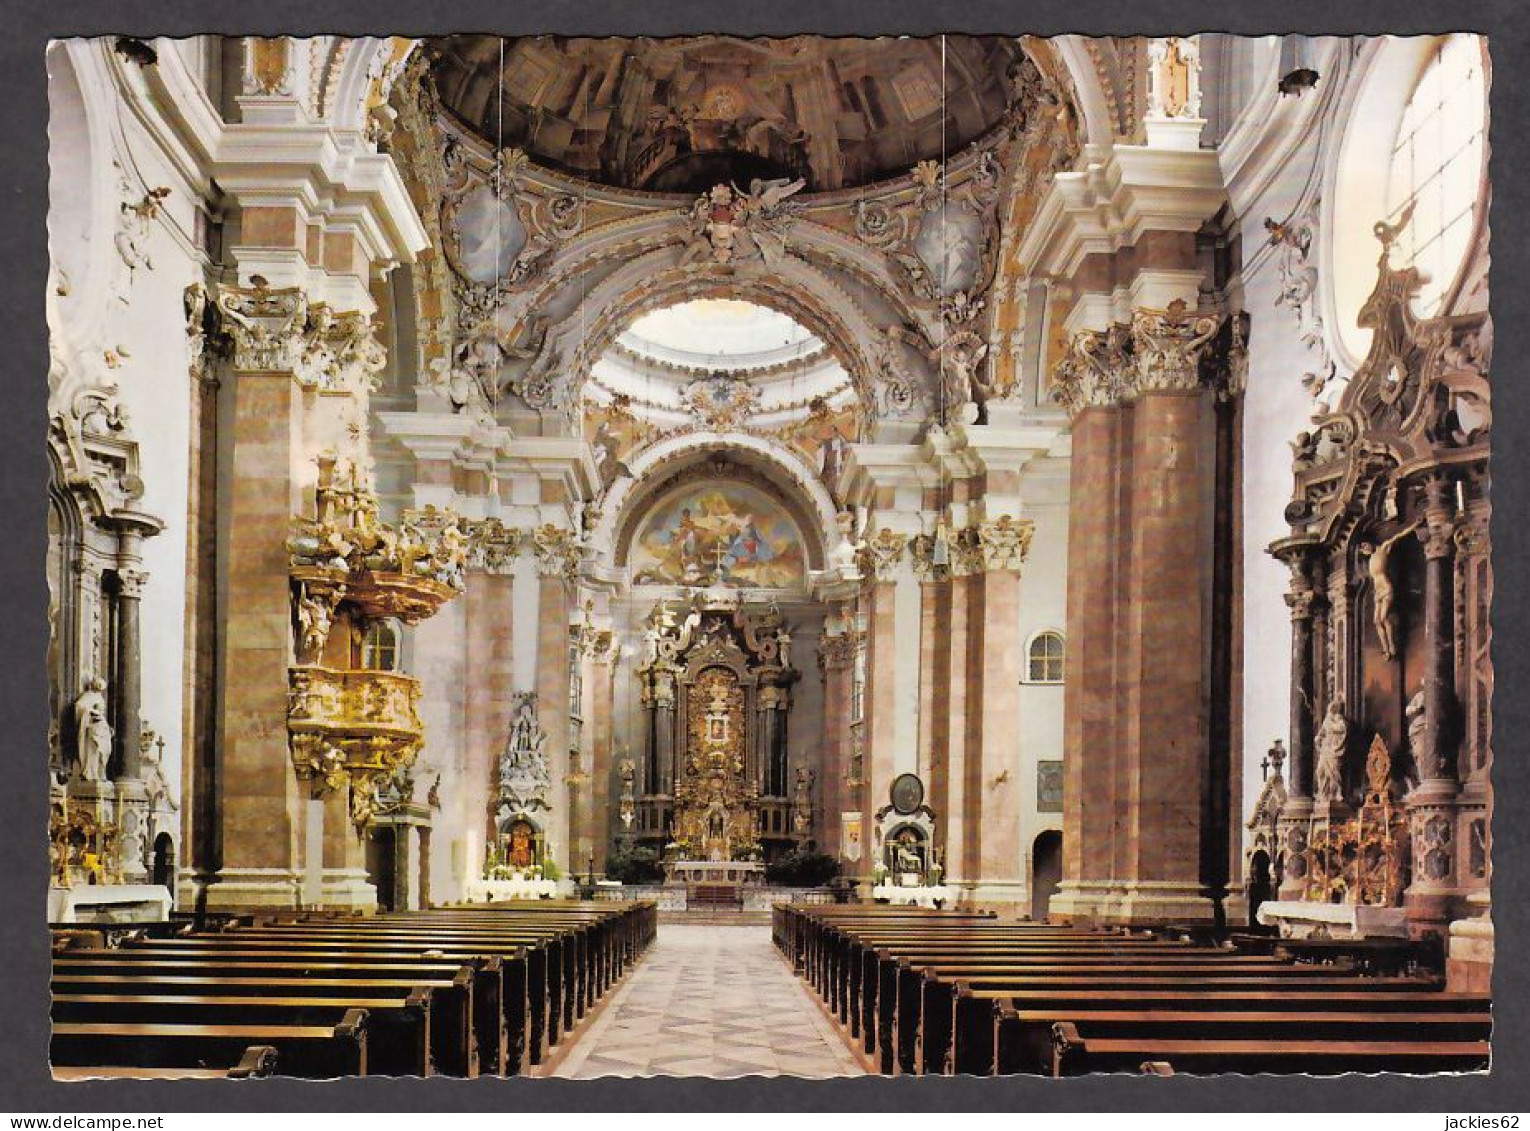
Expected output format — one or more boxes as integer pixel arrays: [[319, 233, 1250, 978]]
[[630, 592, 805, 863]]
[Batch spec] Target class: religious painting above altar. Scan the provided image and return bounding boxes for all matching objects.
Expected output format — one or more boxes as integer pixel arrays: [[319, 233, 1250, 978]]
[[630, 482, 805, 588]]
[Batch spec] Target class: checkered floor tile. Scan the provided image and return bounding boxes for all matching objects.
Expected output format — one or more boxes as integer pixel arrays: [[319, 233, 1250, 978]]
[[549, 924, 864, 1079]]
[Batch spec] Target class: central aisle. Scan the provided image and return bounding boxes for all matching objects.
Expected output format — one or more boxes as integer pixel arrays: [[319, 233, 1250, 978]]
[[548, 924, 865, 1079]]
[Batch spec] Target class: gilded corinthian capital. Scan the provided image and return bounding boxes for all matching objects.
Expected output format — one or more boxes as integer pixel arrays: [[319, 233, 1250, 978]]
[[1129, 300, 1221, 395], [532, 522, 581, 580], [1051, 323, 1131, 416]]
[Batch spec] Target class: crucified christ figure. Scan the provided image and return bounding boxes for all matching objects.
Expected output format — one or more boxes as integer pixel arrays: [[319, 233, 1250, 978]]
[[1360, 520, 1421, 660]]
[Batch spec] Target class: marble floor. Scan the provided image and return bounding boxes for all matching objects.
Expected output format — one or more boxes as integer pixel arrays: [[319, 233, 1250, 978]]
[[548, 924, 866, 1079]]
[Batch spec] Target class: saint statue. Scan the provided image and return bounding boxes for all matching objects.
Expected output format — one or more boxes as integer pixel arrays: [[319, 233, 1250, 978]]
[[1313, 695, 1349, 803], [499, 695, 551, 809], [73, 676, 112, 782], [1405, 688, 1430, 784], [505, 697, 546, 768]]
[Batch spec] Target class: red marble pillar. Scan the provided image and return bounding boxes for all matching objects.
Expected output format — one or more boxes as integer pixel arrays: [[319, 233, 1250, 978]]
[[205, 366, 306, 910], [863, 577, 900, 879], [970, 545, 1025, 903], [535, 572, 573, 872], [1053, 404, 1125, 920], [467, 571, 514, 875], [943, 569, 974, 886], [1116, 384, 1217, 923], [817, 629, 852, 860], [589, 642, 616, 872]]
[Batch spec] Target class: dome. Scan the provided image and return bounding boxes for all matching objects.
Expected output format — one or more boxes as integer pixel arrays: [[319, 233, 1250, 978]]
[[585, 299, 853, 430], [426, 34, 1027, 193]]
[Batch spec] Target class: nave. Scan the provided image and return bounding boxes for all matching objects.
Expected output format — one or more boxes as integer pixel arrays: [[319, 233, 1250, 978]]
[[547, 924, 862, 1079]]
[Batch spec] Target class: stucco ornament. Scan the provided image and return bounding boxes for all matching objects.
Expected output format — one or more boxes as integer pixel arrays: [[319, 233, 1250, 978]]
[[679, 178, 806, 270]]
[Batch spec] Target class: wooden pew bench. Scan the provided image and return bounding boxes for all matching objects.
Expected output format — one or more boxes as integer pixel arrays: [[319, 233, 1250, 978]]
[[54, 951, 481, 1077], [1046, 1021, 1490, 1076], [51, 1014, 366, 1079]]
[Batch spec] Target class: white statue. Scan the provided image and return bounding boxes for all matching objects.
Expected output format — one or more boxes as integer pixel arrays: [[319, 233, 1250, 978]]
[[499, 695, 550, 810], [74, 676, 112, 782], [1313, 695, 1349, 803], [1405, 688, 1430, 784], [140, 728, 177, 812]]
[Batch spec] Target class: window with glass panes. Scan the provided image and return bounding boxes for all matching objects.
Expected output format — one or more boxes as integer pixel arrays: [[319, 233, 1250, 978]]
[[1383, 36, 1486, 318], [1028, 631, 1065, 684]]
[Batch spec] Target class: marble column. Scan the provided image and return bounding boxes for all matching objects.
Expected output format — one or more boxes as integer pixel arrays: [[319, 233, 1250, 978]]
[[654, 669, 678, 796], [942, 550, 979, 893], [465, 569, 514, 881], [1407, 477, 1464, 933], [859, 534, 907, 879], [589, 638, 616, 872], [534, 568, 573, 872], [112, 564, 148, 780], [817, 610, 856, 861], [1276, 551, 1319, 901], [203, 314, 307, 911], [1418, 478, 1460, 786], [320, 782, 370, 908], [1114, 380, 1218, 923], [968, 519, 1029, 905], [1050, 388, 1128, 921], [1097, 306, 1224, 926]]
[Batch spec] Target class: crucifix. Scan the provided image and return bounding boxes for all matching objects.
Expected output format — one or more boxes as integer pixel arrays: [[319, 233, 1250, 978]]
[[1262, 739, 1286, 782], [711, 539, 730, 580]]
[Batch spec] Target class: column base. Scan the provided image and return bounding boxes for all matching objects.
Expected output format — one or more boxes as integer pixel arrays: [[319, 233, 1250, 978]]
[[1103, 881, 1223, 927], [319, 868, 378, 913], [189, 867, 303, 912], [1446, 913, 1494, 993], [1049, 880, 1222, 926], [962, 879, 1027, 913], [1047, 880, 1119, 925]]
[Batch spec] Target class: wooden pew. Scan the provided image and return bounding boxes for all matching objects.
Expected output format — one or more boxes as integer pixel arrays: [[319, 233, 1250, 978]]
[[50, 900, 656, 1080], [774, 904, 1492, 1079], [51, 1011, 367, 1079], [54, 951, 480, 1077], [1046, 1020, 1490, 1076], [52, 991, 432, 1078], [53, 1045, 279, 1081]]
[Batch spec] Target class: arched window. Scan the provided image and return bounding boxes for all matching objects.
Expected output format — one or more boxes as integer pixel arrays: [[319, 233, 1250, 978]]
[[361, 620, 401, 672], [1027, 631, 1065, 684], [1382, 36, 1487, 319]]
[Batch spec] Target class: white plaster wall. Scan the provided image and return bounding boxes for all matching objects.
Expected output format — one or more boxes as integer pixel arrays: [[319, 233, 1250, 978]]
[[407, 595, 472, 905], [1014, 488, 1069, 899], [49, 41, 208, 827]]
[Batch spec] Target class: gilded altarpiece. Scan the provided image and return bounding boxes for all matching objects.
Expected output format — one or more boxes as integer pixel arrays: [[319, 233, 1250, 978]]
[[675, 667, 756, 861], [631, 597, 800, 860]]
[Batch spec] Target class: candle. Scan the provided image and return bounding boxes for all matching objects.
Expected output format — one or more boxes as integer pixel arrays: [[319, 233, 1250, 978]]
[[1455, 479, 1466, 515]]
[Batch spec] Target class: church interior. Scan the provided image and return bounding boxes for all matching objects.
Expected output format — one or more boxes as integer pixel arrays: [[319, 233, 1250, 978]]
[[43, 32, 1494, 1080]]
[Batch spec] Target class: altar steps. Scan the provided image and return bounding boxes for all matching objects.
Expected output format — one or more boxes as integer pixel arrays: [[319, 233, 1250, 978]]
[[659, 909, 773, 927]]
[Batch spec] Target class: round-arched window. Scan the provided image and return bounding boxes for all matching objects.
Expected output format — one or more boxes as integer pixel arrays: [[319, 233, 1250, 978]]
[[1027, 631, 1065, 684], [1381, 35, 1487, 318]]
